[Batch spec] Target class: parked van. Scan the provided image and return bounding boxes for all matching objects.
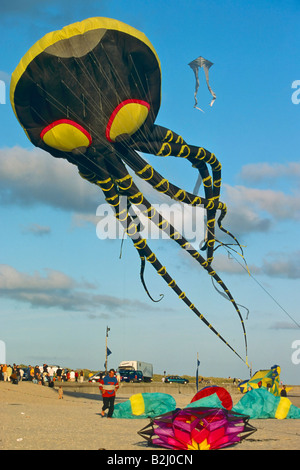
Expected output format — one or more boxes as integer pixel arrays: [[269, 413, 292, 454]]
[[119, 369, 143, 383]]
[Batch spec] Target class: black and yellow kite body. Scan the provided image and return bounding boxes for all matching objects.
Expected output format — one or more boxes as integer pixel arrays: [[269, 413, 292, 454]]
[[10, 17, 249, 366]]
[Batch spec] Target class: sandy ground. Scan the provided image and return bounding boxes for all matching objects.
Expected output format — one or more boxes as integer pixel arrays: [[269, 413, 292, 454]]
[[0, 381, 299, 451]]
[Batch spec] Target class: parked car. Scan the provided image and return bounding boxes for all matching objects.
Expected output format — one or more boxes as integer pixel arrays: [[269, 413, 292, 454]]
[[164, 375, 189, 384], [119, 369, 143, 383], [88, 371, 104, 383]]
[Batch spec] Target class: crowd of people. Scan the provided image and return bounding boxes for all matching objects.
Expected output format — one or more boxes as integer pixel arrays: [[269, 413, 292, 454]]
[[0, 363, 85, 386], [0, 364, 23, 384]]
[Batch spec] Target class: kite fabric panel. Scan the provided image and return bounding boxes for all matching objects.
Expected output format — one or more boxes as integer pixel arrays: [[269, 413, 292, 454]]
[[238, 365, 281, 396], [188, 56, 216, 111], [187, 394, 224, 410], [138, 407, 256, 450], [10, 17, 250, 367], [190, 386, 233, 410], [233, 389, 300, 420], [113, 393, 176, 419]]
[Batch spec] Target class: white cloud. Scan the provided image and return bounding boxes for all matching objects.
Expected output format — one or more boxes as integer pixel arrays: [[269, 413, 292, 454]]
[[261, 251, 300, 279], [210, 251, 300, 280], [239, 162, 300, 184], [1, 147, 299, 245], [224, 184, 300, 221], [219, 161, 300, 238], [0, 263, 161, 314], [219, 183, 300, 240], [270, 322, 299, 330], [0, 265, 75, 291], [22, 223, 51, 236], [0, 146, 103, 212], [211, 253, 258, 276]]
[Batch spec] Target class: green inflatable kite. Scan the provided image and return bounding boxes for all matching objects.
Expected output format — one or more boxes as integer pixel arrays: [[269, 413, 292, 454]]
[[113, 392, 176, 419], [233, 389, 300, 420]]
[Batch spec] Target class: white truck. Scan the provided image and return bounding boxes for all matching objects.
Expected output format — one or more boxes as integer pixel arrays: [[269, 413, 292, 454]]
[[118, 360, 153, 382]]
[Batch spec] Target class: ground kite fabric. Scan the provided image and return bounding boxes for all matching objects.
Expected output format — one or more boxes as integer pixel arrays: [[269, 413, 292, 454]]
[[233, 389, 300, 419], [112, 393, 176, 419], [190, 386, 233, 410], [238, 365, 281, 396], [138, 407, 256, 450]]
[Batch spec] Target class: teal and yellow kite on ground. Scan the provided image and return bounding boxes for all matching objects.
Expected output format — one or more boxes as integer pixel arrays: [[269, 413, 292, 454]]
[[233, 388, 300, 420], [113, 393, 176, 419]]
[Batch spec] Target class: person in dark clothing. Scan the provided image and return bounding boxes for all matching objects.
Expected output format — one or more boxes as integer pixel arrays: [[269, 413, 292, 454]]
[[56, 367, 62, 381], [280, 385, 287, 397]]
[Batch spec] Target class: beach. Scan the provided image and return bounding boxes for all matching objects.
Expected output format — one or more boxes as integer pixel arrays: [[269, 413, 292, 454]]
[[0, 381, 299, 451]]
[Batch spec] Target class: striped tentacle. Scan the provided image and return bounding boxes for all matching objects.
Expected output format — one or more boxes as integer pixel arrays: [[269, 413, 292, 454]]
[[131, 130, 220, 264], [132, 127, 247, 268], [114, 171, 248, 360], [118, 143, 225, 268], [156, 129, 221, 265], [157, 132, 249, 265], [79, 156, 248, 365], [78, 167, 247, 365]]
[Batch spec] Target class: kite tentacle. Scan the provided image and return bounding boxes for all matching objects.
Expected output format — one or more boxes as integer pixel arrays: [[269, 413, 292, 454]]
[[132, 126, 245, 265], [155, 127, 221, 265], [130, 135, 219, 264], [100, 151, 248, 361], [119, 144, 225, 213], [114, 141, 224, 264], [79, 164, 247, 365]]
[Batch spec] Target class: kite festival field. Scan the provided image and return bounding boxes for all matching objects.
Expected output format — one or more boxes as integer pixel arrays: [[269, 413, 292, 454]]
[[0, 381, 299, 451]]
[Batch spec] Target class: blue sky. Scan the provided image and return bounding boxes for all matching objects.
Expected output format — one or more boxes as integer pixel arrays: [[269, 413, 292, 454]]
[[0, 0, 300, 384]]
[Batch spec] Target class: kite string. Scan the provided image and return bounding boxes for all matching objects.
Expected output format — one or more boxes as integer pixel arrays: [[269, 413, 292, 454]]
[[216, 243, 300, 329], [89, 42, 157, 147]]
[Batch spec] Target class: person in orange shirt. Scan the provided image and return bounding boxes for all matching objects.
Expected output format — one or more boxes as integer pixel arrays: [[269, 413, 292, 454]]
[[2, 364, 7, 382]]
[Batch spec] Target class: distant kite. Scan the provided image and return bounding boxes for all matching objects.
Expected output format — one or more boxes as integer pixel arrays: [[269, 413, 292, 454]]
[[10, 17, 249, 366], [189, 56, 216, 111]]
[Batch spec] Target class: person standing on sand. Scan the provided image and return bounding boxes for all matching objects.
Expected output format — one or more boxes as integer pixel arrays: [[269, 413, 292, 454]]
[[99, 369, 119, 418], [280, 385, 287, 397], [56, 367, 62, 381], [2, 364, 7, 382]]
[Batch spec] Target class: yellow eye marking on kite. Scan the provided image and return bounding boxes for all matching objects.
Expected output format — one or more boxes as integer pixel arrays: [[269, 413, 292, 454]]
[[41, 119, 92, 152]]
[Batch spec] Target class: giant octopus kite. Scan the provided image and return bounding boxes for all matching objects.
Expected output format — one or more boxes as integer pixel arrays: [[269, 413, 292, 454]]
[[10, 17, 248, 365]]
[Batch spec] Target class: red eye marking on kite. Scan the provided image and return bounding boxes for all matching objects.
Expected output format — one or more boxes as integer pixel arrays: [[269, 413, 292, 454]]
[[106, 99, 150, 142]]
